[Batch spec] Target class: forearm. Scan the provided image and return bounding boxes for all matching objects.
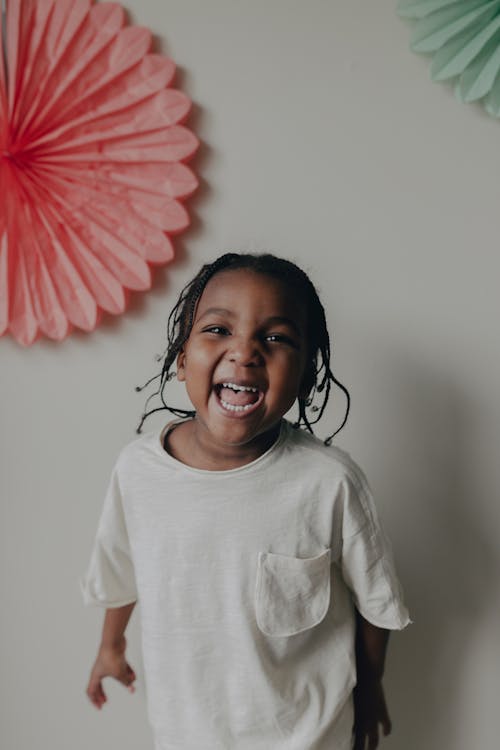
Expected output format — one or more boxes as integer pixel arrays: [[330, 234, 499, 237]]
[[100, 602, 136, 649], [355, 609, 390, 682]]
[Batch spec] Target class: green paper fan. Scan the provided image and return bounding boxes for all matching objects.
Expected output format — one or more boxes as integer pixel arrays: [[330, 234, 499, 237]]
[[398, 0, 500, 116]]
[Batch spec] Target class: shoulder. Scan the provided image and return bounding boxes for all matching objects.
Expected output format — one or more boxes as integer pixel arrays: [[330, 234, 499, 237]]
[[282, 421, 370, 490], [113, 427, 161, 475]]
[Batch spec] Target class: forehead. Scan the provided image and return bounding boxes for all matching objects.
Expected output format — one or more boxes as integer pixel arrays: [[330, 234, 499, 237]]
[[195, 268, 307, 327]]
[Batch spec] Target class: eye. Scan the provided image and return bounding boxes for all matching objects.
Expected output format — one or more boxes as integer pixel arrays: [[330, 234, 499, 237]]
[[265, 333, 298, 348], [202, 325, 230, 335]]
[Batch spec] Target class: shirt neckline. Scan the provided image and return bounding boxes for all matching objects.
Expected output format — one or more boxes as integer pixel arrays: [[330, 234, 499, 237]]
[[156, 418, 290, 477]]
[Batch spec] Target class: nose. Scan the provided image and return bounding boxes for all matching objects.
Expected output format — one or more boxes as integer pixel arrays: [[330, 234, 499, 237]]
[[227, 335, 263, 366]]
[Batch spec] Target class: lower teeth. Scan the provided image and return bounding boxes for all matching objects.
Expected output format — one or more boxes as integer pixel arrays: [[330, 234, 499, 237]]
[[220, 399, 255, 412]]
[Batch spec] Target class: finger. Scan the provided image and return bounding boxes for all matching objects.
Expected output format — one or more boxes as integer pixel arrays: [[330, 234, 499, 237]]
[[126, 668, 136, 694], [353, 730, 366, 750], [381, 706, 392, 736], [96, 682, 108, 707], [367, 726, 379, 750], [382, 716, 392, 736], [119, 664, 136, 690], [87, 679, 107, 709]]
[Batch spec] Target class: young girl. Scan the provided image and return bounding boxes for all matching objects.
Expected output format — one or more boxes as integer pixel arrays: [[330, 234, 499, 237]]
[[80, 252, 410, 750]]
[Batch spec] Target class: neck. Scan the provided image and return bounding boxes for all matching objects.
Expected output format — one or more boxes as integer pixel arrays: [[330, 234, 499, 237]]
[[165, 419, 282, 471]]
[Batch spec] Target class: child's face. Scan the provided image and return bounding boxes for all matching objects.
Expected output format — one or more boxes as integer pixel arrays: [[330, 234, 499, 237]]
[[177, 268, 308, 452]]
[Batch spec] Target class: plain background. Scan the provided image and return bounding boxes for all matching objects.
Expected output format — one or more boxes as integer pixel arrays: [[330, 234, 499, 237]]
[[1, 1, 499, 748]]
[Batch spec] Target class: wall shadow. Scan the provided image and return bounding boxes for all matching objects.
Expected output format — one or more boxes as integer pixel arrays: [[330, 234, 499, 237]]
[[375, 349, 498, 750]]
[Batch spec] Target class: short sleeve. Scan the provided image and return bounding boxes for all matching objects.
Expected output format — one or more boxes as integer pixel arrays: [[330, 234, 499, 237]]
[[79, 464, 138, 608], [337, 459, 411, 630]]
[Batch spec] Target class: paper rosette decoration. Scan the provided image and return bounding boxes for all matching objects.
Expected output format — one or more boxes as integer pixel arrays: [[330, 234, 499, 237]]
[[398, 0, 500, 116], [0, 0, 199, 346]]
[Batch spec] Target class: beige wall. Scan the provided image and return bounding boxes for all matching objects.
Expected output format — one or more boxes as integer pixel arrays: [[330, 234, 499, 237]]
[[1, 1, 499, 748]]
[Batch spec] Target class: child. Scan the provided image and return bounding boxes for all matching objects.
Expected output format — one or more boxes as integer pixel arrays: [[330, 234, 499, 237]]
[[80, 252, 410, 750]]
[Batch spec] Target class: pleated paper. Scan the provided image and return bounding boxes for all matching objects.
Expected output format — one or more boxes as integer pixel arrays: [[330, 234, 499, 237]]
[[398, 0, 500, 116], [0, 0, 199, 346]]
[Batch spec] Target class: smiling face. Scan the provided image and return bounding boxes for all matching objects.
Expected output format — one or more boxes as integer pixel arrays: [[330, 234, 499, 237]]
[[176, 268, 309, 462]]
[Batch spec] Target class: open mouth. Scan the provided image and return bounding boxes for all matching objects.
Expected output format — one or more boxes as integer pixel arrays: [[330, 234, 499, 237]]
[[213, 382, 264, 415]]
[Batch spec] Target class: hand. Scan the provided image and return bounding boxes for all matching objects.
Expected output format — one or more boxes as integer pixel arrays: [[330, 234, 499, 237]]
[[85, 635, 137, 710], [352, 677, 392, 750]]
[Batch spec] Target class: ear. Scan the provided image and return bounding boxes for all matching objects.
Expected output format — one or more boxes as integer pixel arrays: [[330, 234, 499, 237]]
[[298, 366, 314, 401], [298, 383, 310, 401], [176, 349, 186, 382], [298, 385, 308, 401]]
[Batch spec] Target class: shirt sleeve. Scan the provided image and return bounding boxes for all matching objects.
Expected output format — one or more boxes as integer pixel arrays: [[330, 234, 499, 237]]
[[336, 456, 411, 630], [79, 463, 138, 608]]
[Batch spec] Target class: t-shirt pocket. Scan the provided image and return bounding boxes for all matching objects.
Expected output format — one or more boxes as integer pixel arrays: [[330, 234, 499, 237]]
[[254, 548, 331, 637]]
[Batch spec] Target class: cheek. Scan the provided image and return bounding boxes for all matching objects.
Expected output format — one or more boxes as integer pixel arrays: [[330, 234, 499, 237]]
[[182, 345, 217, 385], [273, 358, 305, 400]]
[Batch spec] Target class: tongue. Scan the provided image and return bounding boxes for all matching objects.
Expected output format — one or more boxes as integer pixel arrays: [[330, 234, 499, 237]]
[[219, 387, 259, 406]]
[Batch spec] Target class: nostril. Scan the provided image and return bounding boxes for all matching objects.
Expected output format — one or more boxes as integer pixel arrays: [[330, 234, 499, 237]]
[[227, 343, 262, 364]]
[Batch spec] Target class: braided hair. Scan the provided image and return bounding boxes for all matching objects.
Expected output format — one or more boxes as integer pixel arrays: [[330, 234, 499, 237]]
[[135, 252, 351, 445]]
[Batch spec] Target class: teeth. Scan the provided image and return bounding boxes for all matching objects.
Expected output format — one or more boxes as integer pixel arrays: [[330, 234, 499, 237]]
[[221, 382, 258, 393], [220, 399, 256, 412]]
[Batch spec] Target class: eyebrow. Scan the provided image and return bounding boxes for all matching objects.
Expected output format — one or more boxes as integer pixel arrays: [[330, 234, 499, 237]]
[[197, 308, 302, 336], [263, 316, 302, 336], [197, 307, 235, 319]]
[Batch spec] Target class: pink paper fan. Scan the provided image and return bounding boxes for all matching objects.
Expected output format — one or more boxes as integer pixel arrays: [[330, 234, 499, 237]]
[[0, 0, 199, 346]]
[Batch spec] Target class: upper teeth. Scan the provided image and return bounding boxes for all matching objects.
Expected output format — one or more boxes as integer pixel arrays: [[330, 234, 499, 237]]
[[221, 382, 258, 392]]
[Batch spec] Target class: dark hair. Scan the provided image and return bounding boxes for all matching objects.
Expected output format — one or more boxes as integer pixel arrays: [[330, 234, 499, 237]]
[[135, 252, 351, 445]]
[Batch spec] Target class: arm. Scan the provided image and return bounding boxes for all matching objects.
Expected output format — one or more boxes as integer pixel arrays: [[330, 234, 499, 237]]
[[101, 601, 136, 647], [85, 602, 137, 710], [353, 609, 392, 750]]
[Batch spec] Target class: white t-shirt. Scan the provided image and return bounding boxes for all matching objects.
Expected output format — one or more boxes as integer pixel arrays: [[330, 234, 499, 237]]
[[80, 418, 410, 750]]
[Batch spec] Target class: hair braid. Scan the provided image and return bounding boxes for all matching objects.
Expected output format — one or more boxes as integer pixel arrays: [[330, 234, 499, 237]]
[[135, 252, 351, 444]]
